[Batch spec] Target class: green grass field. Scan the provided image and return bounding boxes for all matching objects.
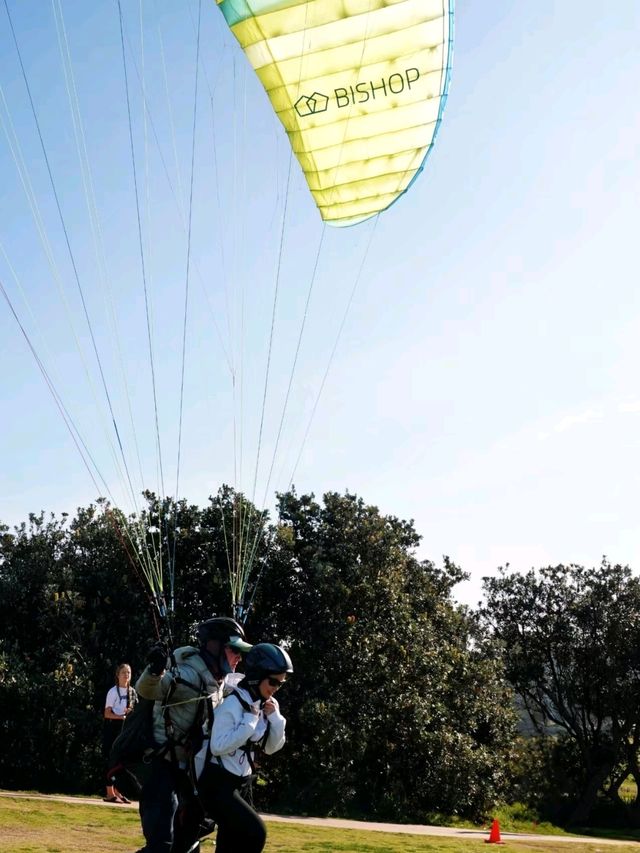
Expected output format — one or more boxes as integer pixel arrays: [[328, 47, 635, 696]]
[[0, 796, 638, 853]]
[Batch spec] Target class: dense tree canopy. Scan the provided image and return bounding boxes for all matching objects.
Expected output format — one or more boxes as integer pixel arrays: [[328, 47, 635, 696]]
[[482, 561, 640, 826], [4, 495, 639, 827], [0, 504, 151, 790], [0, 488, 518, 822], [225, 490, 518, 819]]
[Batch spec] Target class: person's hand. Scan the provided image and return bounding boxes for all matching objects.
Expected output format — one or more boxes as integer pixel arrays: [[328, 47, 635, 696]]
[[147, 643, 168, 675], [263, 698, 277, 716]]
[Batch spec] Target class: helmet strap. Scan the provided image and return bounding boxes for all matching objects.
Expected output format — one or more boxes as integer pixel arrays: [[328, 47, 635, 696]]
[[238, 676, 261, 702]]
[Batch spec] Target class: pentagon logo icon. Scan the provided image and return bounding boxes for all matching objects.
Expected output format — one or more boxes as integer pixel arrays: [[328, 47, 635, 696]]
[[294, 92, 329, 117]]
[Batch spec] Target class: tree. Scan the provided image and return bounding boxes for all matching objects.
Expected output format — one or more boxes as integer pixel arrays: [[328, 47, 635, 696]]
[[250, 489, 518, 821], [482, 561, 640, 826], [0, 488, 271, 792], [0, 487, 519, 821], [0, 505, 153, 791]]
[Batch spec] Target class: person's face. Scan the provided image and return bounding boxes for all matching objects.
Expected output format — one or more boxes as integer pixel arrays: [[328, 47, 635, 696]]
[[258, 672, 287, 701], [117, 666, 131, 684], [224, 645, 242, 672]]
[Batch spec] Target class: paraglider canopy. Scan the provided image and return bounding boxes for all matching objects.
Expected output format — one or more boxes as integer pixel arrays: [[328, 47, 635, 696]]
[[215, 0, 453, 225], [0, 0, 453, 626]]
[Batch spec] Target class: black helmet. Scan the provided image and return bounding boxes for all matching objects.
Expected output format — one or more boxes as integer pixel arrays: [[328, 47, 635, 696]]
[[244, 643, 293, 685], [196, 616, 252, 652]]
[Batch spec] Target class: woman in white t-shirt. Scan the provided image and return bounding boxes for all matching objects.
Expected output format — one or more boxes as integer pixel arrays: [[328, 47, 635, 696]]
[[103, 662, 136, 803]]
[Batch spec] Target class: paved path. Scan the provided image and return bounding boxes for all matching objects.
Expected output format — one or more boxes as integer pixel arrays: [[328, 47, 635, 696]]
[[263, 813, 638, 846], [1, 791, 638, 846]]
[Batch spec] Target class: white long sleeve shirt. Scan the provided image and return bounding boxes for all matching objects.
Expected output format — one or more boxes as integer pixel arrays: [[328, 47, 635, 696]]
[[209, 684, 286, 777]]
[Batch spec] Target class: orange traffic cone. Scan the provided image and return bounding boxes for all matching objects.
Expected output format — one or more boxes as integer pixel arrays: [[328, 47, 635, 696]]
[[484, 819, 505, 844]]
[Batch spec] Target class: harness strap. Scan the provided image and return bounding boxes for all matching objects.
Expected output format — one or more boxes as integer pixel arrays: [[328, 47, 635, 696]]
[[162, 673, 209, 765], [216, 689, 270, 774]]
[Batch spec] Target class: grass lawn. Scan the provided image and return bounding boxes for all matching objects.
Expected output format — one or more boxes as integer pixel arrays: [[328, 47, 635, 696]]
[[0, 796, 638, 853]]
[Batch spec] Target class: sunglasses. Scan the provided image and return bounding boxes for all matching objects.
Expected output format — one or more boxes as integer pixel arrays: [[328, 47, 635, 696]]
[[266, 676, 287, 689]]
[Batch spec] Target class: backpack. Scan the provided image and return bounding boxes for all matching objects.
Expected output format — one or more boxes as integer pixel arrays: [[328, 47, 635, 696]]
[[106, 695, 164, 798]]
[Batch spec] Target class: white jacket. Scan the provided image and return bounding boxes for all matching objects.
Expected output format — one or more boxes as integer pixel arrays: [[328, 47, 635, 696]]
[[209, 684, 286, 777]]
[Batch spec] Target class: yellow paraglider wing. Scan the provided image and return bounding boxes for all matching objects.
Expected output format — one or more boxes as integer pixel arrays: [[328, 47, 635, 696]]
[[215, 0, 453, 226]]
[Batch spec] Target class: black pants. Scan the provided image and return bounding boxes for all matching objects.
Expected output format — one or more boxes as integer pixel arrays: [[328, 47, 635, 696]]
[[137, 757, 203, 853], [102, 719, 123, 780], [198, 764, 266, 853], [103, 719, 124, 757]]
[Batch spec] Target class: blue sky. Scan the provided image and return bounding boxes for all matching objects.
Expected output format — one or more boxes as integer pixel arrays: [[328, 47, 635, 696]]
[[0, 0, 638, 607]]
